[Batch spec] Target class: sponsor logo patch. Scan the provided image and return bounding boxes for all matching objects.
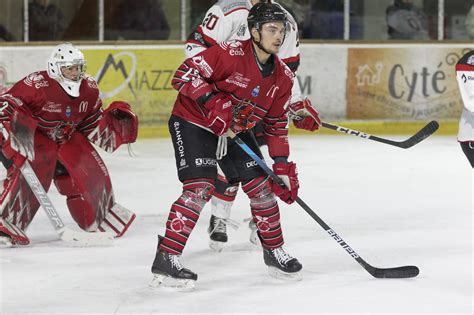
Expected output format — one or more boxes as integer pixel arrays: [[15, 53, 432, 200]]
[[65, 105, 72, 117], [191, 55, 214, 78], [42, 101, 62, 113], [251, 85, 260, 97], [195, 158, 217, 167]]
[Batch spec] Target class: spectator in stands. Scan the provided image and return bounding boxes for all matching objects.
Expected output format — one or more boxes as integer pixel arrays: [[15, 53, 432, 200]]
[[302, 0, 344, 39], [29, 0, 66, 41], [466, 3, 474, 39], [116, 0, 170, 40], [0, 24, 15, 41], [386, 0, 429, 40]]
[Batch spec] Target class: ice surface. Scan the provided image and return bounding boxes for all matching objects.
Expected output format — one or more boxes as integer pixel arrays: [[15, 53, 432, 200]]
[[1, 135, 472, 314]]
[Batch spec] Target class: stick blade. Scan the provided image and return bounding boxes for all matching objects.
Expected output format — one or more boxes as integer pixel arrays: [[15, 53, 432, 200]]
[[60, 228, 115, 247], [400, 121, 439, 149], [370, 265, 419, 278]]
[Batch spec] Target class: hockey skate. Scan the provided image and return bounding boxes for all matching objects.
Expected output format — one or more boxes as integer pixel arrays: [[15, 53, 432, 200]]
[[263, 246, 303, 281], [150, 236, 197, 291], [0, 235, 13, 248], [208, 215, 228, 252]]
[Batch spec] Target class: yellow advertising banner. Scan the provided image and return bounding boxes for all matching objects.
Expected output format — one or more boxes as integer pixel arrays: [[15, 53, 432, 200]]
[[83, 48, 184, 127], [347, 47, 473, 120]]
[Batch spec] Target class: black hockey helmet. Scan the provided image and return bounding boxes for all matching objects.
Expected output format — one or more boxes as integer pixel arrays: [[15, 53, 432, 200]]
[[247, 2, 287, 31]]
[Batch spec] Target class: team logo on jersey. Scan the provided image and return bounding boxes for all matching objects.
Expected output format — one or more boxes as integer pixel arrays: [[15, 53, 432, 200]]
[[42, 101, 62, 113], [65, 105, 72, 117], [266, 85, 279, 98], [79, 101, 88, 113], [251, 85, 260, 97], [467, 55, 474, 65]]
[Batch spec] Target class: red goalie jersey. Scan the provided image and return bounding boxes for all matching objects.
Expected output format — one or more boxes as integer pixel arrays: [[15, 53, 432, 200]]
[[0, 71, 102, 143], [172, 39, 294, 158]]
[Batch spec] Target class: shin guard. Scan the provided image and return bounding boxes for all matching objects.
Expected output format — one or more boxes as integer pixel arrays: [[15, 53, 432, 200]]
[[161, 178, 215, 255], [242, 176, 284, 249], [211, 175, 239, 219]]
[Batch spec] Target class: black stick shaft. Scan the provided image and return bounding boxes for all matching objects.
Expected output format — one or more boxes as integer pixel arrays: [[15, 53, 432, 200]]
[[229, 130, 419, 278], [321, 121, 439, 149]]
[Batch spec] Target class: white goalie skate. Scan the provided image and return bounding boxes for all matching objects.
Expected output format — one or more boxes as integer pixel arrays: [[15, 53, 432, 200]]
[[0, 235, 13, 248]]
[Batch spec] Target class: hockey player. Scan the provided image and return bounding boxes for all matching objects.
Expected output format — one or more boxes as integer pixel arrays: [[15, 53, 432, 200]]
[[0, 43, 138, 247], [186, 0, 321, 251], [456, 50, 474, 167], [151, 2, 303, 289]]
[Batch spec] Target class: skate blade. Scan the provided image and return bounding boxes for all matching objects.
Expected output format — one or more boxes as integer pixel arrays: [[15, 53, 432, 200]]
[[268, 266, 303, 282], [149, 274, 195, 292], [0, 236, 13, 248], [209, 240, 224, 252]]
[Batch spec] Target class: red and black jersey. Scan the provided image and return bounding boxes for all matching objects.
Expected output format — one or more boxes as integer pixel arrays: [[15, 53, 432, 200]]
[[0, 71, 103, 143], [172, 39, 293, 158]]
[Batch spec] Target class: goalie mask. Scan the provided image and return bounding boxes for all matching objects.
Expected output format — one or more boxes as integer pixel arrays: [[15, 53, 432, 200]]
[[47, 43, 87, 97]]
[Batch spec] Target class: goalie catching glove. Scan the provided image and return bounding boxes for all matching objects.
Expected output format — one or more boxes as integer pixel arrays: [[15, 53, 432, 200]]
[[289, 98, 321, 131], [88, 101, 138, 152], [272, 161, 299, 204]]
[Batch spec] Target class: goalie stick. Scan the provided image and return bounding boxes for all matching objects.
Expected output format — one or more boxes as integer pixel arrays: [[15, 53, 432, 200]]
[[228, 130, 419, 279], [20, 160, 114, 246], [321, 121, 439, 149]]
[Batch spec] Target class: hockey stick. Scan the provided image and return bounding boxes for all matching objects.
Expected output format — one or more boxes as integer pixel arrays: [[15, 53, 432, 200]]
[[20, 160, 114, 246], [321, 121, 439, 149], [228, 130, 419, 278]]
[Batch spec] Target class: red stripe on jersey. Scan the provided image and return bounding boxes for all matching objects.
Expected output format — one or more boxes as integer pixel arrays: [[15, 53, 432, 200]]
[[456, 64, 474, 72], [281, 55, 301, 72]]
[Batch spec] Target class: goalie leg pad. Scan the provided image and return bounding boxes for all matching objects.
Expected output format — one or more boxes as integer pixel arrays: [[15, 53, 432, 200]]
[[55, 132, 115, 231], [97, 203, 136, 237], [242, 176, 284, 249], [0, 132, 57, 231], [0, 217, 29, 245]]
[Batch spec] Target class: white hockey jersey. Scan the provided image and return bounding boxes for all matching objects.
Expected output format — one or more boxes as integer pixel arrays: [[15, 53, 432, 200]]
[[186, 0, 302, 103], [456, 51, 474, 142]]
